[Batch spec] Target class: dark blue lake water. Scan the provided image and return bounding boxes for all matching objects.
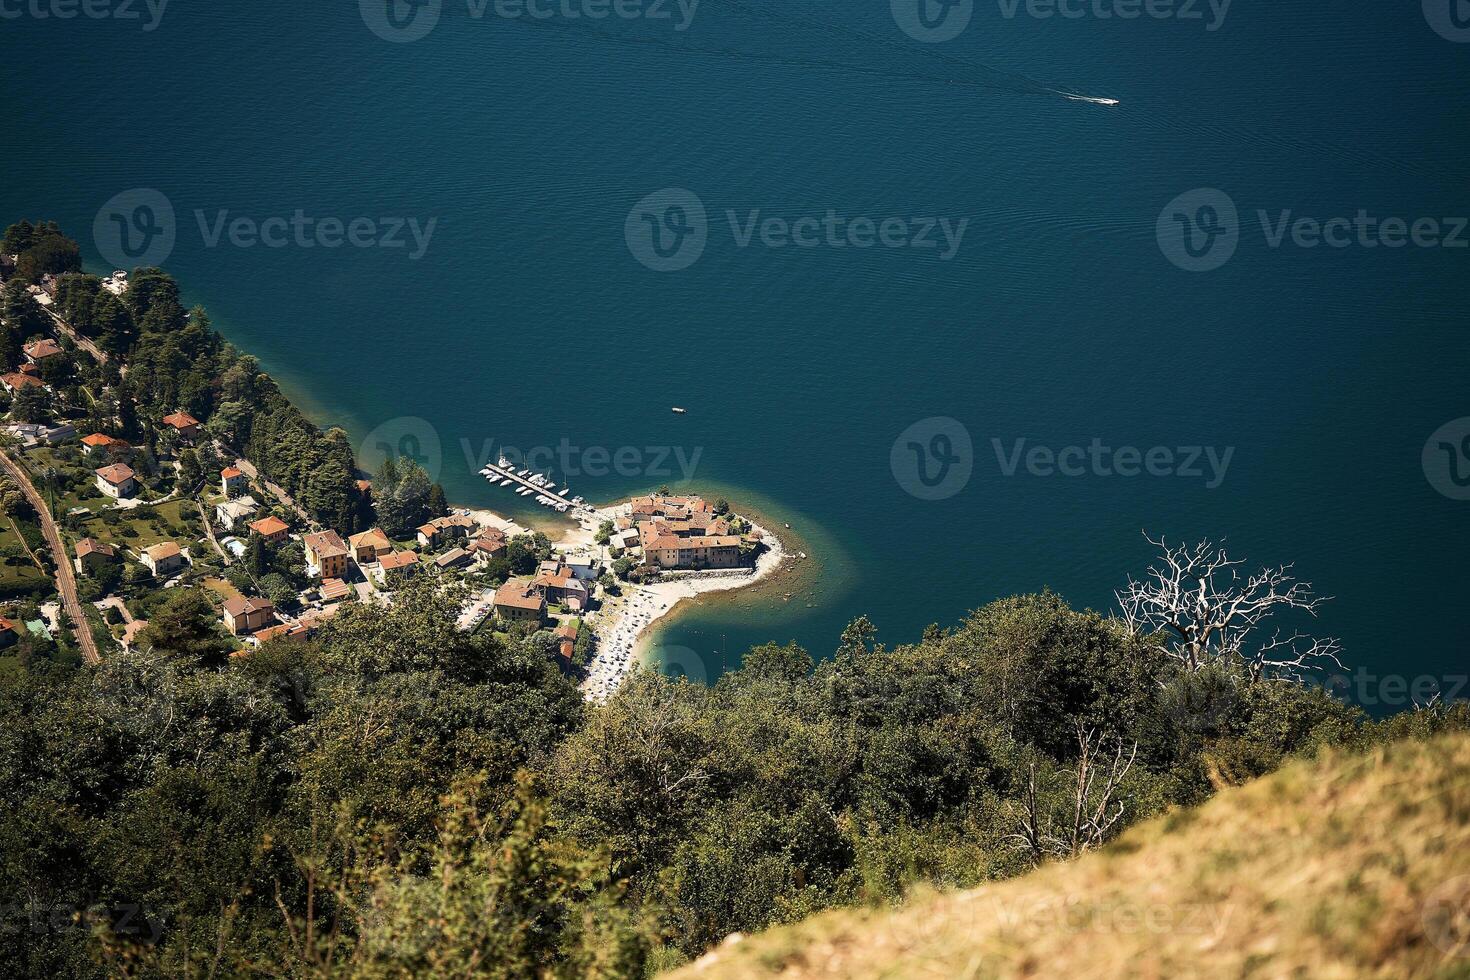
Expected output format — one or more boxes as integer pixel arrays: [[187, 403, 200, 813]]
[[2, 0, 1466, 709]]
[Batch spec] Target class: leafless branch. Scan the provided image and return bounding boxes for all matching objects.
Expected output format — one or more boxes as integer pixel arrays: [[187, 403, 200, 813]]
[[1116, 533, 1344, 681], [1006, 724, 1138, 863]]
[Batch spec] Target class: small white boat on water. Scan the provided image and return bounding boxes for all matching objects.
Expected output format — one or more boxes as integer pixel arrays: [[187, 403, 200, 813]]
[[672, 407, 687, 414], [500, 479, 512, 487], [518, 469, 530, 476]]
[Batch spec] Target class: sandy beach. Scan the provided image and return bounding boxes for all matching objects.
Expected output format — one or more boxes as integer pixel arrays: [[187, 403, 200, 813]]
[[578, 508, 788, 702], [456, 499, 789, 701]]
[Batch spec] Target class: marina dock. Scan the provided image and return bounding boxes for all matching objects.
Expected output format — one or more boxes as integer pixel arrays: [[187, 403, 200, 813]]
[[479, 458, 592, 515]]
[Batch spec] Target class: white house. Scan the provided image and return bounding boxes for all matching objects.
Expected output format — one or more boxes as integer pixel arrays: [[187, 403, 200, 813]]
[[141, 542, 186, 577], [95, 463, 139, 499], [214, 495, 260, 531]]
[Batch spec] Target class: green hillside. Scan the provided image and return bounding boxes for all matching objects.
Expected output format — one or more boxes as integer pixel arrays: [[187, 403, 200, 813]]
[[672, 733, 1470, 980]]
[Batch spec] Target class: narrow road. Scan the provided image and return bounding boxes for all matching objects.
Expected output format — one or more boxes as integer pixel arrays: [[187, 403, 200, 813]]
[[196, 499, 231, 565], [231, 458, 315, 529], [31, 289, 111, 365], [0, 448, 100, 664]]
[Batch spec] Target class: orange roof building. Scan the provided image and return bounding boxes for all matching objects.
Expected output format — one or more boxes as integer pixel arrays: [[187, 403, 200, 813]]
[[493, 579, 546, 623], [247, 515, 290, 544], [81, 433, 129, 450]]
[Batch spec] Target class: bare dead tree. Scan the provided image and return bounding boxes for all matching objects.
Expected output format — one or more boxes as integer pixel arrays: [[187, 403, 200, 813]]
[[1008, 723, 1138, 862], [1116, 533, 1344, 681], [1066, 723, 1137, 855], [626, 679, 711, 801], [1009, 763, 1047, 862]]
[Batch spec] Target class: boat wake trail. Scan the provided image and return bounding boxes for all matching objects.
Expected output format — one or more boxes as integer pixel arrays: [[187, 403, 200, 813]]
[[1054, 91, 1121, 106], [498, 1, 1116, 106]]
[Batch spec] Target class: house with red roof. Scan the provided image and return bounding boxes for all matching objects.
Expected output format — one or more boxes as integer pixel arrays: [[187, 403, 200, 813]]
[[22, 338, 63, 363], [221, 466, 247, 497], [247, 515, 290, 546], [95, 463, 139, 499], [161, 412, 201, 441]]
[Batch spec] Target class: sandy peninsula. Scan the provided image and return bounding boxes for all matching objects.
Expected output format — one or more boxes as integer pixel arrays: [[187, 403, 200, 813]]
[[459, 497, 788, 700], [580, 515, 788, 702]]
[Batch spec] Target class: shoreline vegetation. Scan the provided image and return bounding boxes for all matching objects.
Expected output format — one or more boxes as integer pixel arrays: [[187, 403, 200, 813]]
[[8, 218, 1467, 979], [0, 217, 787, 695]]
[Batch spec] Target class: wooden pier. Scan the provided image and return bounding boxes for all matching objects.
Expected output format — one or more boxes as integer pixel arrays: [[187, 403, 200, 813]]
[[479, 460, 590, 514]]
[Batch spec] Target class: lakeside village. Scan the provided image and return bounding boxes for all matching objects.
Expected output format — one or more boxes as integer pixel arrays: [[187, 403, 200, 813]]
[[0, 223, 777, 696]]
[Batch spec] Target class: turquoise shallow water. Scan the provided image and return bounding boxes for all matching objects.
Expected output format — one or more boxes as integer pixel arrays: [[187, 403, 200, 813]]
[[2, 1, 1466, 710]]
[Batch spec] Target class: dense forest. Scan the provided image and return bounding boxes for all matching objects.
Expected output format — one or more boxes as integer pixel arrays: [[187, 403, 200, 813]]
[[2, 220, 1463, 977], [3, 575, 1464, 977], [2, 220, 372, 534]]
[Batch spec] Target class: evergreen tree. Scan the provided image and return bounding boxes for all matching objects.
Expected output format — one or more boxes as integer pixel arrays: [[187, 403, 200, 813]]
[[428, 482, 449, 519], [2, 218, 36, 253], [135, 590, 235, 667], [91, 289, 135, 354], [10, 384, 51, 423], [245, 534, 270, 578]]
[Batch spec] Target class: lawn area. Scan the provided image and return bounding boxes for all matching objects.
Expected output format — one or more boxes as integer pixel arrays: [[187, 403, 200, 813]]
[[202, 577, 243, 606], [0, 522, 50, 599], [19, 446, 109, 515], [77, 498, 204, 553]]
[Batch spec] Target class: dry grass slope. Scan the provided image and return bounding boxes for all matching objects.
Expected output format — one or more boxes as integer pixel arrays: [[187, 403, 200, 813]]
[[671, 733, 1470, 980]]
